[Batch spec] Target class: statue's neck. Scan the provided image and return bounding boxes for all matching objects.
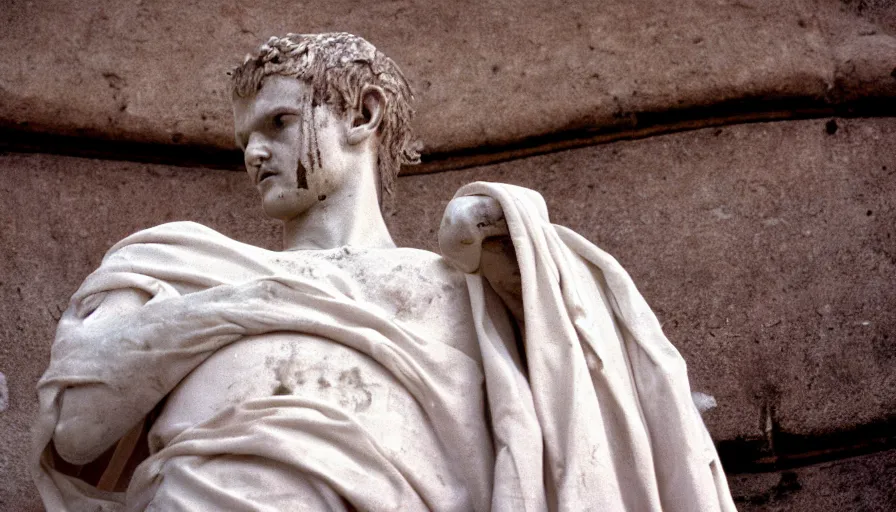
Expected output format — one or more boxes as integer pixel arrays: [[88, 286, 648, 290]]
[[281, 164, 395, 251]]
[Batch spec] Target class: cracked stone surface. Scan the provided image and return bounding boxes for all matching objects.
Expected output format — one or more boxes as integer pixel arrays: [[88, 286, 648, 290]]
[[1, 0, 895, 155], [729, 449, 896, 511], [0, 373, 7, 413]]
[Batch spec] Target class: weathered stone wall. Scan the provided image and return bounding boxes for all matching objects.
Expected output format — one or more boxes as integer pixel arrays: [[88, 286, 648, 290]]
[[3, 0, 896, 159], [2, 0, 895, 510]]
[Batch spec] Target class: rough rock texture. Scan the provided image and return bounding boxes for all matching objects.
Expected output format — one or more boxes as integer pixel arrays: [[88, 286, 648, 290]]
[[730, 449, 896, 511], [2, 116, 893, 507], [2, 0, 895, 156]]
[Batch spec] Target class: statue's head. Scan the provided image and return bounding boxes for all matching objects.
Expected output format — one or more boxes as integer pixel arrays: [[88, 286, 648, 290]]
[[230, 33, 420, 217]]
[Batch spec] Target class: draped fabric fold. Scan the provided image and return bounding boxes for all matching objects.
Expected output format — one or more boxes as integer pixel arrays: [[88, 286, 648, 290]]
[[449, 182, 737, 512], [32, 222, 491, 512]]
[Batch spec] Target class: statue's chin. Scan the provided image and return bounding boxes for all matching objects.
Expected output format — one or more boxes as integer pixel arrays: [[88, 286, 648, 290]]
[[261, 194, 311, 222]]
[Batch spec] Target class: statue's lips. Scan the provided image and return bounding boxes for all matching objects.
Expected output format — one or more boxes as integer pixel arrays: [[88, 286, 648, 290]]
[[257, 169, 278, 185]]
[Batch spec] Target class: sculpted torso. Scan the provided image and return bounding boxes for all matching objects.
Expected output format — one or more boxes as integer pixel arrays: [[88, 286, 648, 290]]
[[152, 247, 480, 453]]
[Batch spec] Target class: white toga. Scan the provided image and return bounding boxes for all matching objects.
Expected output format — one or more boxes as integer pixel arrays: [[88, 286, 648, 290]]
[[33, 183, 736, 511]]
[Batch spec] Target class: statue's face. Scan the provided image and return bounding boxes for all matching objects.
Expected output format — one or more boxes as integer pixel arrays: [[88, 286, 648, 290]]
[[232, 75, 351, 222]]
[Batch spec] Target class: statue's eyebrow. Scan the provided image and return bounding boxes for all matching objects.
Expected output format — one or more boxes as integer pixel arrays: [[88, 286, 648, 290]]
[[235, 106, 302, 148], [268, 106, 302, 118]]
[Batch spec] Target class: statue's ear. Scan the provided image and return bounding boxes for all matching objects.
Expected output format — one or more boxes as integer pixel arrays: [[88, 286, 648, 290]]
[[346, 85, 385, 146]]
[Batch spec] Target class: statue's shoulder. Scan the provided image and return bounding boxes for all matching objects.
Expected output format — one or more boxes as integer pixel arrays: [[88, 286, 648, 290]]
[[346, 245, 466, 294], [362, 246, 458, 276], [347, 246, 474, 338], [99, 221, 267, 277], [120, 221, 226, 242], [381, 245, 443, 262], [106, 221, 244, 255]]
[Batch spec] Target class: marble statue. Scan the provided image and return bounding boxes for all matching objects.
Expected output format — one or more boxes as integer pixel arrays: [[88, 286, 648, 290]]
[[32, 33, 736, 511]]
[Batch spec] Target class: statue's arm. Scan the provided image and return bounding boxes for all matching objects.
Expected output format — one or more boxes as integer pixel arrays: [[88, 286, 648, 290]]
[[52, 281, 277, 465], [440, 196, 524, 323], [53, 287, 165, 464]]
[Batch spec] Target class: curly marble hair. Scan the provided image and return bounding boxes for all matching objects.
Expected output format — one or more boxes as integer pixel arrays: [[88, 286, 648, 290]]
[[230, 33, 421, 210]]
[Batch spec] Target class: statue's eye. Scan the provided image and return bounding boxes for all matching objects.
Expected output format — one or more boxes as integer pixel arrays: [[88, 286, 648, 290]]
[[273, 114, 287, 128]]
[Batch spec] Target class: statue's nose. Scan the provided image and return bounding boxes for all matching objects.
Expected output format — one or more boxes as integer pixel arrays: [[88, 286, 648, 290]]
[[245, 134, 271, 168]]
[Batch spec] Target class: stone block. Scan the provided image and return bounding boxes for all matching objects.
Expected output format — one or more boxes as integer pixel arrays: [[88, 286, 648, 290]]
[[1, 0, 894, 157]]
